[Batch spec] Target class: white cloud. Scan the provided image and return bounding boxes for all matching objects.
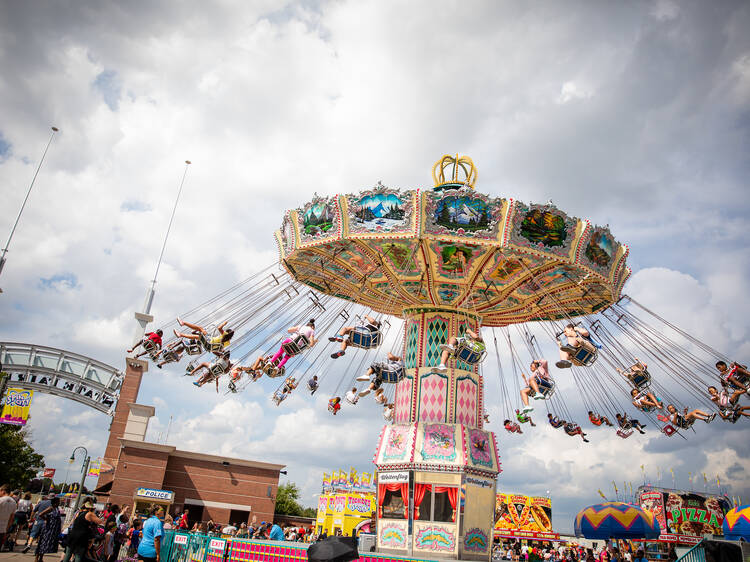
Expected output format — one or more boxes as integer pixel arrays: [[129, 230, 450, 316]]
[[2, 0, 749, 535]]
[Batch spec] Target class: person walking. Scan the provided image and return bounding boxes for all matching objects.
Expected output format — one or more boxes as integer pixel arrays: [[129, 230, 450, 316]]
[[0, 485, 17, 552], [34, 496, 62, 562]]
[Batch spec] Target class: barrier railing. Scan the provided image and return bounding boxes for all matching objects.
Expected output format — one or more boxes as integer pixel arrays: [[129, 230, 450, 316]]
[[159, 530, 438, 562], [676, 540, 705, 562]]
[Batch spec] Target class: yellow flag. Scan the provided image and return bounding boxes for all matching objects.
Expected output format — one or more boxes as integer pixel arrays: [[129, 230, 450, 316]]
[[598, 489, 606, 500]]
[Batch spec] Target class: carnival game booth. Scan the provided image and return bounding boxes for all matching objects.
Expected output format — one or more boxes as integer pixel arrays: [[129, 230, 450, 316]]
[[637, 486, 731, 553], [316, 492, 376, 537], [494, 493, 559, 542]]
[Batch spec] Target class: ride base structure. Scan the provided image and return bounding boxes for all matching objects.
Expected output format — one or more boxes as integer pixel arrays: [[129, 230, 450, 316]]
[[275, 156, 629, 560]]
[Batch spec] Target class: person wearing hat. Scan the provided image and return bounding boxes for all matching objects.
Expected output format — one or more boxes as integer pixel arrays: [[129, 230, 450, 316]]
[[137, 504, 165, 562], [61, 499, 104, 562]]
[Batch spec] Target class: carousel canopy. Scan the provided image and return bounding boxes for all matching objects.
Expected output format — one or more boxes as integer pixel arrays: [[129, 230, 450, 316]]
[[722, 505, 750, 541], [574, 501, 660, 539]]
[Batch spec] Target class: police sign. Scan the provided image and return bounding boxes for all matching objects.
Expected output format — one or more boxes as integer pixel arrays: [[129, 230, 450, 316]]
[[135, 488, 174, 501]]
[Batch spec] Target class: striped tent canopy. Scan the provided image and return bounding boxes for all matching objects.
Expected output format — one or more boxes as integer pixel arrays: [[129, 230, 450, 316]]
[[722, 505, 750, 541], [574, 501, 661, 539]]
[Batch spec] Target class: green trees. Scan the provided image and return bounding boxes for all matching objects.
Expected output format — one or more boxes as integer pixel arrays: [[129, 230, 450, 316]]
[[274, 482, 317, 518], [0, 425, 45, 488]]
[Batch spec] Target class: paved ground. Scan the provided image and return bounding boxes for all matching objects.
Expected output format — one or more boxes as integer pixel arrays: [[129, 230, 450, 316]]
[[0, 551, 39, 562]]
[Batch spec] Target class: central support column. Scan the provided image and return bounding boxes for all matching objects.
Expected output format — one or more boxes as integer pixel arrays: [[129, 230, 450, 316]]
[[374, 307, 500, 561]]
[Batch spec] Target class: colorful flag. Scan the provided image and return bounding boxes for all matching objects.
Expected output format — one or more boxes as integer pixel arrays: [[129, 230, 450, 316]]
[[0, 388, 34, 426], [87, 458, 101, 477], [42, 468, 56, 478]]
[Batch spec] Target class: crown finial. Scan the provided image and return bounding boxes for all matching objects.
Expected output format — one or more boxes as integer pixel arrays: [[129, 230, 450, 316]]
[[432, 154, 477, 190]]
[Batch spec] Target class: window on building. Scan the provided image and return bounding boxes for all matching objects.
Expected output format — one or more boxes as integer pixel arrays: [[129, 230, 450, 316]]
[[381, 489, 405, 519]]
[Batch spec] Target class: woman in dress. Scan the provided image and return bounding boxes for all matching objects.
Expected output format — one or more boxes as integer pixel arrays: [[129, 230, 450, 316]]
[[34, 496, 61, 562]]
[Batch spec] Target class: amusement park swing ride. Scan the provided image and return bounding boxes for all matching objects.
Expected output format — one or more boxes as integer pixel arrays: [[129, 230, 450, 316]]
[[130, 155, 748, 559]]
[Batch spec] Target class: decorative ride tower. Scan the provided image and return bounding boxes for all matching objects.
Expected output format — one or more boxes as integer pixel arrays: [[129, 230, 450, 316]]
[[275, 155, 629, 559]]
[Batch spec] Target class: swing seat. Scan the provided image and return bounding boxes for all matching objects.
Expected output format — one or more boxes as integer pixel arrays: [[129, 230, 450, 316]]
[[142, 338, 158, 353], [265, 365, 286, 378], [349, 327, 382, 349], [616, 428, 633, 439], [160, 349, 180, 364], [455, 338, 487, 365], [628, 369, 651, 389], [209, 362, 228, 377], [228, 381, 237, 393], [345, 394, 358, 405], [383, 410, 394, 422], [281, 334, 310, 357], [662, 424, 676, 437], [185, 360, 198, 376], [531, 377, 556, 399], [328, 402, 340, 414], [375, 363, 405, 384], [571, 344, 597, 367], [272, 392, 286, 406], [307, 379, 318, 392], [184, 340, 203, 356]]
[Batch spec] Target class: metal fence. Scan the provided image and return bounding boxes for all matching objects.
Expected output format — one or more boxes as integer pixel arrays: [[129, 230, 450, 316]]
[[676, 540, 705, 562]]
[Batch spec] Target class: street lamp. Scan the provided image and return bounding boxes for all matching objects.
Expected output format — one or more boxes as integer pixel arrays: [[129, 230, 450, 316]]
[[0, 126, 60, 287], [69, 446, 90, 512]]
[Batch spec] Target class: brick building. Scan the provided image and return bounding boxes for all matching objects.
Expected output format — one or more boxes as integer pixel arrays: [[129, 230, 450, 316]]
[[95, 358, 284, 527]]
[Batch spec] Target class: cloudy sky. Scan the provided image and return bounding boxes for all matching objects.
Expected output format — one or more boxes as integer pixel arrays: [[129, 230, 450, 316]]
[[1, 0, 749, 534]]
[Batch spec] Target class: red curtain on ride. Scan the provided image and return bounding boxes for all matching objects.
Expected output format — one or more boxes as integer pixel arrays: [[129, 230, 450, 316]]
[[414, 485, 458, 521], [377, 483, 409, 519], [413, 483, 429, 519]]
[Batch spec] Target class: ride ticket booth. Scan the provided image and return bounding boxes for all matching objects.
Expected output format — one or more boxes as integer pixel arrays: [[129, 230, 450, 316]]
[[133, 487, 174, 519]]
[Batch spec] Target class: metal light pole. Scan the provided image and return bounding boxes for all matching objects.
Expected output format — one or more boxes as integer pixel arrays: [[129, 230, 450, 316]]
[[130, 160, 191, 348], [70, 446, 90, 512], [0, 126, 60, 286]]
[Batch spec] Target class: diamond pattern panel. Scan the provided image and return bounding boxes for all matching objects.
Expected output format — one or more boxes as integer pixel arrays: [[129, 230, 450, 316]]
[[405, 322, 420, 369], [394, 376, 413, 424], [426, 317, 449, 367], [455, 375, 478, 426], [418, 372, 448, 423]]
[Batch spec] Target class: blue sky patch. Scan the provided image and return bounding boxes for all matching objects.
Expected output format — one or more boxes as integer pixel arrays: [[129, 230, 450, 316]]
[[120, 200, 152, 212], [38, 273, 79, 291], [0, 130, 11, 161], [93, 69, 122, 111]]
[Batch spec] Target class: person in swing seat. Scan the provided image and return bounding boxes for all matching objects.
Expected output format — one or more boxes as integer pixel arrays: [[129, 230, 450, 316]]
[[520, 359, 552, 412], [708, 386, 750, 422], [307, 375, 319, 395], [616, 412, 646, 434], [556, 324, 595, 368], [588, 411, 614, 427], [436, 328, 484, 372], [617, 358, 649, 385], [547, 413, 565, 428], [269, 319, 317, 368], [631, 388, 663, 412], [715, 361, 748, 395], [515, 408, 536, 426], [328, 396, 342, 415], [504, 419, 523, 434], [128, 329, 164, 357], [329, 315, 381, 358], [227, 364, 256, 392], [154, 338, 186, 367], [174, 319, 234, 353], [189, 351, 231, 380], [564, 422, 589, 442], [357, 352, 403, 396], [666, 404, 714, 429]]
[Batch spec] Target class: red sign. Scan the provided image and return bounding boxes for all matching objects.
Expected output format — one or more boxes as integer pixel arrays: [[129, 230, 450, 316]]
[[43, 468, 56, 478], [494, 530, 561, 540]]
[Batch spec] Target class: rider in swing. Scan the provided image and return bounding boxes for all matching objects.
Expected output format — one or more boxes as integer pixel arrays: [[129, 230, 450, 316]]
[[556, 324, 596, 368], [519, 359, 552, 413], [436, 328, 484, 373], [329, 315, 382, 359]]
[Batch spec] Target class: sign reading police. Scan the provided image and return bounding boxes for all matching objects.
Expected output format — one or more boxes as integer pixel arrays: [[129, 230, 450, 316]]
[[135, 488, 174, 501]]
